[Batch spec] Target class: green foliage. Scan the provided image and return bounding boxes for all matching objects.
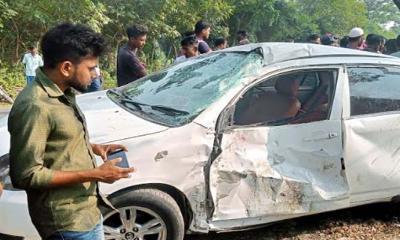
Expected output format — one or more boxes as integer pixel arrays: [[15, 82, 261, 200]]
[[0, 64, 25, 98], [296, 0, 368, 36], [364, 0, 400, 38]]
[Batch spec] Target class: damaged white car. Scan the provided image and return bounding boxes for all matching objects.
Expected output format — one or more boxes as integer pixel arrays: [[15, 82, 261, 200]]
[[2, 43, 400, 240]]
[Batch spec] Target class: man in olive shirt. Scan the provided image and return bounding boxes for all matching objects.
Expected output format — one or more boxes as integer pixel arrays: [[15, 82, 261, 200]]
[[8, 23, 134, 240]]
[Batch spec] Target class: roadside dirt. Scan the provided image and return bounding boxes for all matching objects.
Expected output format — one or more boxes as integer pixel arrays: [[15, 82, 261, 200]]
[[186, 203, 400, 240]]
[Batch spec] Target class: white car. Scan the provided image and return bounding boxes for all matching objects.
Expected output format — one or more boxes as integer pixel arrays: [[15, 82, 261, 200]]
[[2, 43, 400, 240]]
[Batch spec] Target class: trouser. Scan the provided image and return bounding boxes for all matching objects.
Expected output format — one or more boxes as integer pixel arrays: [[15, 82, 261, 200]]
[[26, 76, 35, 84], [45, 218, 104, 240]]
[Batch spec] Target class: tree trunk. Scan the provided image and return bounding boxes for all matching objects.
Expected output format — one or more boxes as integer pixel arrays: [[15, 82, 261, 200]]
[[394, 0, 400, 10]]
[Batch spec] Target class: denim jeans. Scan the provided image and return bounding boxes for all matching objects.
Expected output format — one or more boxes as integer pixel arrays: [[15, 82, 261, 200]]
[[26, 76, 35, 84], [46, 218, 104, 240], [86, 78, 102, 92]]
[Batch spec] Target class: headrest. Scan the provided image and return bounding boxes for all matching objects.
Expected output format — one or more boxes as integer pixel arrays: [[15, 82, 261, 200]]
[[275, 77, 299, 96]]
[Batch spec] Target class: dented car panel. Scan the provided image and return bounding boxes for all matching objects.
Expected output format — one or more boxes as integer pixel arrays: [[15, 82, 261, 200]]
[[209, 123, 349, 225], [344, 114, 400, 203]]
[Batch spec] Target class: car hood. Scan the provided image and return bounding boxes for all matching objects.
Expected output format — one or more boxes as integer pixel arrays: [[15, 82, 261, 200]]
[[77, 90, 169, 143]]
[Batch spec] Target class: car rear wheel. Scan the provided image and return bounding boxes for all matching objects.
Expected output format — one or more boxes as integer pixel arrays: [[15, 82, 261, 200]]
[[103, 188, 185, 240]]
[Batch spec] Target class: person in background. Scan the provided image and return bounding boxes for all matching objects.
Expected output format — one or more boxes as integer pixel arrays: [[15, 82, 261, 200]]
[[347, 27, 365, 50], [391, 35, 400, 58], [320, 34, 339, 46], [117, 24, 148, 86], [174, 36, 199, 63], [195, 20, 212, 54], [85, 66, 102, 92], [22, 46, 43, 84], [308, 33, 321, 44], [340, 36, 350, 48], [364, 34, 385, 53], [384, 39, 398, 55], [214, 37, 228, 50], [176, 31, 196, 57], [237, 30, 250, 45]]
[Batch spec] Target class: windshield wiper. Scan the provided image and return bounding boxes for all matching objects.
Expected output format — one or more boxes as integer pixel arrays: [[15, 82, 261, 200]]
[[116, 91, 188, 116], [150, 105, 189, 116], [120, 98, 147, 111]]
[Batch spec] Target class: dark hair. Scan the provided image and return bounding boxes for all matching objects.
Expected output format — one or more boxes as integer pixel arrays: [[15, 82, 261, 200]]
[[126, 24, 148, 39], [396, 35, 400, 48], [183, 31, 195, 38], [181, 35, 197, 47], [366, 34, 384, 47], [214, 37, 226, 47], [237, 30, 248, 38], [308, 33, 320, 42], [194, 20, 211, 34], [385, 39, 398, 54], [28, 46, 36, 51], [41, 22, 106, 69], [340, 36, 349, 48]]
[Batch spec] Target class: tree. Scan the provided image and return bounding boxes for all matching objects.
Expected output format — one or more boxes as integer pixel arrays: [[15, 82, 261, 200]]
[[296, 0, 368, 36], [364, 0, 400, 38]]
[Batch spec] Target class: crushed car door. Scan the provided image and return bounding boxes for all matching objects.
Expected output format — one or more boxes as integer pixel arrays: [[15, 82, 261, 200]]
[[209, 67, 350, 223], [344, 65, 400, 203]]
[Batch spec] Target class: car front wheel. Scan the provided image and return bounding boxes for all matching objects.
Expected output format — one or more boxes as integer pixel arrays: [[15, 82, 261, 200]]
[[103, 188, 185, 240]]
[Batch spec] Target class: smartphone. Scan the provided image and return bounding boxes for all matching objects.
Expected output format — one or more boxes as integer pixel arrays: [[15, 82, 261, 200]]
[[107, 149, 129, 168]]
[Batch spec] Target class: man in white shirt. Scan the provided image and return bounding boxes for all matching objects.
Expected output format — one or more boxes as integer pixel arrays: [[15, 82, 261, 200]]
[[22, 46, 44, 84]]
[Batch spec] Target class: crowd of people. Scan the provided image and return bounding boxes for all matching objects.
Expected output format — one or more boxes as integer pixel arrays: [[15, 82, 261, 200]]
[[115, 20, 252, 87], [19, 21, 400, 92], [307, 27, 400, 57], [104, 23, 400, 89]]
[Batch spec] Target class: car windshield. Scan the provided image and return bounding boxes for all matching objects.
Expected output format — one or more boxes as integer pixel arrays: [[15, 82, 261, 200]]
[[108, 51, 264, 127]]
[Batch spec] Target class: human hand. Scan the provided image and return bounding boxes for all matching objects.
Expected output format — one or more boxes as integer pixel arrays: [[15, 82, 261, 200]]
[[95, 158, 134, 184], [92, 144, 128, 161]]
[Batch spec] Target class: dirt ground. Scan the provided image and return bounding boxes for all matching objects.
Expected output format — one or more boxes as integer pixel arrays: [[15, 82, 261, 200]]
[[186, 203, 400, 240]]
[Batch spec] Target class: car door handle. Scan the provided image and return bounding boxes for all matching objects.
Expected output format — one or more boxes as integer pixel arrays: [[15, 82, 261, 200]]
[[303, 132, 338, 142]]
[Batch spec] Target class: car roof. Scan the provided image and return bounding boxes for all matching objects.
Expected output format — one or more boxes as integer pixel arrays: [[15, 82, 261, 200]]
[[221, 42, 395, 66]]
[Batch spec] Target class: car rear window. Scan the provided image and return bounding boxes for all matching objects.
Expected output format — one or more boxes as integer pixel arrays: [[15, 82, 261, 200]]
[[348, 66, 400, 116]]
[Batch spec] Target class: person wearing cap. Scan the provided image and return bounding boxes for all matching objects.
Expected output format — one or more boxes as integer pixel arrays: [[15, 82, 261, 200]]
[[348, 27, 365, 50]]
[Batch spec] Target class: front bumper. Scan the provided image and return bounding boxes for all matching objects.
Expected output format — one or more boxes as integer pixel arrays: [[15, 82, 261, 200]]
[[0, 190, 40, 239]]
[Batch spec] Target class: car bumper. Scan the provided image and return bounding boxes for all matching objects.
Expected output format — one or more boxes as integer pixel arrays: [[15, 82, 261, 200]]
[[0, 190, 40, 239]]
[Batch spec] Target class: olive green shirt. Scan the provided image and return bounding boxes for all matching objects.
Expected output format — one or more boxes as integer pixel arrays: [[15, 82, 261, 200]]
[[8, 69, 101, 238]]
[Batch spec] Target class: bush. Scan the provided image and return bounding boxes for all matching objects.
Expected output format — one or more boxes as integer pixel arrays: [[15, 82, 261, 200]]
[[0, 64, 25, 99]]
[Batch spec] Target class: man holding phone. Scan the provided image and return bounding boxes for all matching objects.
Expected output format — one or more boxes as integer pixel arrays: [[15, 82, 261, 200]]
[[8, 23, 134, 240]]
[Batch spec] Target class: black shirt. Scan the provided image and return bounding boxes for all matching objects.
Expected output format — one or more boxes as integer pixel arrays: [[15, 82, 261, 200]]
[[117, 44, 146, 86]]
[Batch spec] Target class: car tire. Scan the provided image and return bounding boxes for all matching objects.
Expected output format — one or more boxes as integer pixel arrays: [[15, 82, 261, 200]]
[[103, 188, 185, 240]]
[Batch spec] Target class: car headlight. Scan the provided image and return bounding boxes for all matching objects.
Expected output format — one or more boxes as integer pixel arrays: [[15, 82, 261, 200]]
[[0, 154, 17, 191]]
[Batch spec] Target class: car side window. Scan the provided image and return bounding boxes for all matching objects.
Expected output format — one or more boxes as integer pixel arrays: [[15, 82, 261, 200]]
[[348, 66, 400, 116], [233, 69, 337, 126]]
